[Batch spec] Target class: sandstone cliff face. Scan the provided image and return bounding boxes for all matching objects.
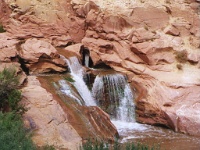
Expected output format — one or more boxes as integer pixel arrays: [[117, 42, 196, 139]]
[[0, 0, 200, 146]]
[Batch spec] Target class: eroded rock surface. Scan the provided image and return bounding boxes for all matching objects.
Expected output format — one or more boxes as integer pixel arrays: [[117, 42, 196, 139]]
[[19, 38, 67, 74], [22, 76, 82, 150], [0, 0, 200, 138]]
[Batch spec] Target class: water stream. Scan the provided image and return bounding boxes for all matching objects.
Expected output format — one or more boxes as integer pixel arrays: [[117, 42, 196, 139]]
[[61, 56, 96, 106], [92, 73, 149, 141], [84, 54, 90, 67], [91, 72, 200, 150], [59, 56, 200, 149]]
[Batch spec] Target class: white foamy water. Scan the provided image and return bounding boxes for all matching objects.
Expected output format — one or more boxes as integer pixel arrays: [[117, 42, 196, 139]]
[[116, 84, 135, 122], [92, 73, 135, 122], [91, 73, 169, 143], [61, 56, 96, 106], [84, 54, 90, 67], [111, 120, 148, 133], [58, 80, 83, 105]]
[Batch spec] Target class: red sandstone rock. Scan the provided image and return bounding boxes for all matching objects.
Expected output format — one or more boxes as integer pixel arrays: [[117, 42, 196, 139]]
[[0, 0, 200, 139], [19, 38, 67, 74], [0, 33, 19, 62], [22, 76, 82, 150]]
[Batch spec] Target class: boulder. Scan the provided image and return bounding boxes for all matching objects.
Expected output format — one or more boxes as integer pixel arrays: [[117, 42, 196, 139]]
[[1, 0, 200, 138], [19, 38, 67, 74], [0, 33, 19, 62], [82, 106, 119, 141]]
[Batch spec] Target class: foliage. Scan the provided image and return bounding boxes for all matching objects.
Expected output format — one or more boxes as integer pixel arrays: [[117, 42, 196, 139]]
[[0, 68, 24, 112], [39, 145, 56, 150], [64, 76, 75, 83], [175, 50, 188, 63], [0, 68, 55, 150], [0, 112, 36, 150], [0, 24, 6, 33], [125, 143, 160, 150], [81, 139, 109, 150], [81, 139, 160, 150]]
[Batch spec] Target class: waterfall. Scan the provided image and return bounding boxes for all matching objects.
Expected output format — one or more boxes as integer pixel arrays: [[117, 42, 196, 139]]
[[116, 84, 135, 122], [92, 73, 135, 122], [84, 54, 90, 67], [92, 73, 147, 141], [61, 55, 96, 106], [58, 80, 84, 105]]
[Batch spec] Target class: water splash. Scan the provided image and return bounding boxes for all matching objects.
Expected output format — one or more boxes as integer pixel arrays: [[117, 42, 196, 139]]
[[116, 84, 135, 122], [91, 73, 149, 141], [61, 55, 96, 106], [92, 73, 135, 122], [58, 80, 84, 105]]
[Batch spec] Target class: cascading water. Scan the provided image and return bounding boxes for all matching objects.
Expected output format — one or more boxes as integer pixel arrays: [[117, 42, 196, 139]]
[[61, 55, 96, 106], [56, 56, 200, 148], [58, 80, 84, 105], [84, 53, 90, 67], [92, 73, 148, 140], [92, 74, 135, 122], [116, 84, 135, 122]]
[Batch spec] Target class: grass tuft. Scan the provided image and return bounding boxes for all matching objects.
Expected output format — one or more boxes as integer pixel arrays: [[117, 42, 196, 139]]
[[81, 139, 160, 150], [0, 24, 6, 33], [64, 76, 75, 83], [175, 50, 188, 63]]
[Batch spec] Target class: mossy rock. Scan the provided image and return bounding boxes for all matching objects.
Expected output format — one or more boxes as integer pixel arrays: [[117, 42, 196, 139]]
[[0, 24, 6, 33]]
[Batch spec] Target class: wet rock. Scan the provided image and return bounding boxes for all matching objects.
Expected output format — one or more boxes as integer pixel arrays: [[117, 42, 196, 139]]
[[82, 106, 119, 141], [22, 76, 82, 150], [0, 0, 200, 138]]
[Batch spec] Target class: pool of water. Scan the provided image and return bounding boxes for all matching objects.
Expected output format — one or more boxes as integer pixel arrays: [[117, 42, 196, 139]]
[[112, 120, 200, 150]]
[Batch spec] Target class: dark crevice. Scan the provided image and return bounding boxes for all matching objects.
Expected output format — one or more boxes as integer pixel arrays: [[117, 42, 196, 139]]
[[17, 56, 29, 75], [93, 62, 112, 69], [80, 46, 93, 67], [57, 41, 75, 48], [154, 123, 170, 129]]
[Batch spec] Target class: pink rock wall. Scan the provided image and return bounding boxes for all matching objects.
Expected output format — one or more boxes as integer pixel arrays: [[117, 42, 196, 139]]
[[0, 0, 200, 137]]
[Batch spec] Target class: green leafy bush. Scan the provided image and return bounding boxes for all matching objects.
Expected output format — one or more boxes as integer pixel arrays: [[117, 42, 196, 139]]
[[64, 76, 75, 83], [0, 24, 6, 33], [81, 139, 160, 150], [0, 68, 24, 112], [125, 143, 160, 150], [0, 112, 36, 150], [81, 139, 109, 150], [0, 68, 55, 150]]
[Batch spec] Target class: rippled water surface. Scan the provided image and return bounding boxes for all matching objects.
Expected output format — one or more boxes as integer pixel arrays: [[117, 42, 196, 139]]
[[112, 120, 200, 150]]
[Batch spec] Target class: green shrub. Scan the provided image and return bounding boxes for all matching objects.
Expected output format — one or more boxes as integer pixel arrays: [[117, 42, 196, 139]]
[[81, 139, 160, 150], [0, 68, 24, 112], [39, 145, 56, 150], [0, 68, 55, 150], [0, 24, 6, 33], [175, 50, 188, 63], [64, 76, 75, 83], [0, 112, 36, 150], [125, 143, 160, 150], [81, 139, 109, 150]]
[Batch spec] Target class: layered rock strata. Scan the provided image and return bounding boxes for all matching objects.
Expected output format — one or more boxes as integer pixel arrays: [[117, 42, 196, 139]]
[[0, 0, 200, 142]]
